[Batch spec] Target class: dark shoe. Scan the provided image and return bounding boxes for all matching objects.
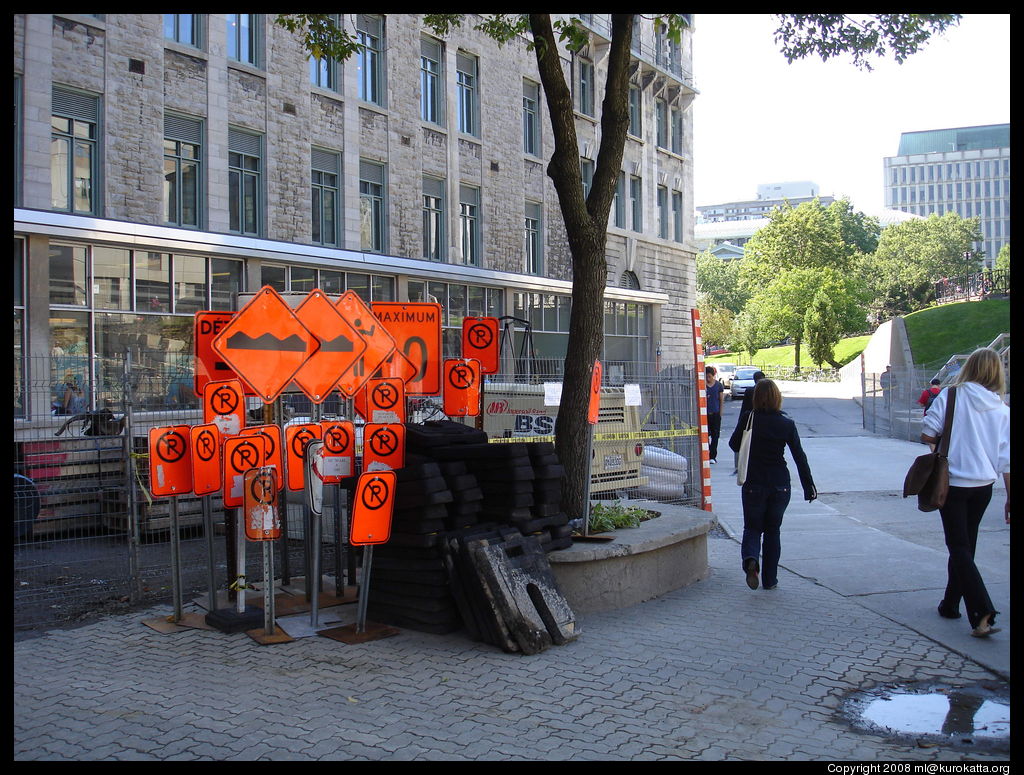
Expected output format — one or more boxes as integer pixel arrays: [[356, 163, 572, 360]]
[[937, 601, 962, 619], [763, 583, 778, 591], [743, 559, 759, 590]]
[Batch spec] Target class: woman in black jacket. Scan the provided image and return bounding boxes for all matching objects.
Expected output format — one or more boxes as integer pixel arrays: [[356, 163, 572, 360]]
[[728, 379, 817, 590]]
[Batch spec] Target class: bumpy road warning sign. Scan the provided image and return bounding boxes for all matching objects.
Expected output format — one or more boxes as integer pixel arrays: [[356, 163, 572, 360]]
[[349, 471, 396, 546], [212, 286, 320, 403], [194, 311, 257, 398], [292, 289, 368, 403], [148, 425, 193, 496]]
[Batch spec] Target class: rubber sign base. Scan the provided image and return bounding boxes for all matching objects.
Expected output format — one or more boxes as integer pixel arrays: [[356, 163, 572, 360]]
[[246, 625, 295, 645], [317, 620, 400, 644], [204, 606, 266, 634]]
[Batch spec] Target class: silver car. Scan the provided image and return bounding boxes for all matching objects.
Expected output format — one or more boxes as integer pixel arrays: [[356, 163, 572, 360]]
[[729, 367, 760, 401], [714, 363, 737, 390]]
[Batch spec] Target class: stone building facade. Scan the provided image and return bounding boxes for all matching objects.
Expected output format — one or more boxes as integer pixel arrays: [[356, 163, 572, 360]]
[[14, 13, 698, 418]]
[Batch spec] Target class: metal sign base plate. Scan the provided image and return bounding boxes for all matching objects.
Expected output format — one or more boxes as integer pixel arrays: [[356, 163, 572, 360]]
[[204, 607, 266, 634], [246, 625, 295, 645], [317, 621, 400, 644]]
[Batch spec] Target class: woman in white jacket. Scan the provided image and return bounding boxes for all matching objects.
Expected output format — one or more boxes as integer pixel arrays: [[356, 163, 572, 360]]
[[921, 347, 1010, 638]]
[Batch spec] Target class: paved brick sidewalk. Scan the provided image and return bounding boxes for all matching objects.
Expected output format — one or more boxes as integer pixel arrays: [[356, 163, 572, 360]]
[[14, 536, 1009, 761]]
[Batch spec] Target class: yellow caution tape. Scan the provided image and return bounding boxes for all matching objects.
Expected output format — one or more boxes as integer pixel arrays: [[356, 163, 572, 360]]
[[488, 427, 698, 444]]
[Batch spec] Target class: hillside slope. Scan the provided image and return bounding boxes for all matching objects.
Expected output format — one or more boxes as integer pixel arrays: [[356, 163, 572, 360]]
[[903, 299, 1010, 366]]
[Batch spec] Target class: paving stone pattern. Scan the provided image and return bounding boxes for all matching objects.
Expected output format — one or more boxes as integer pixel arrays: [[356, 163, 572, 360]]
[[13, 538, 1006, 762]]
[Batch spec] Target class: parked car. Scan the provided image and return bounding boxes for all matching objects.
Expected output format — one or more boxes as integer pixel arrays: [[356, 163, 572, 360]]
[[728, 367, 760, 401], [713, 363, 737, 390]]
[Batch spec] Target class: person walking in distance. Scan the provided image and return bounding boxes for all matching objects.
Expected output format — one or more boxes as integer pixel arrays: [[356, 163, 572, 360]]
[[918, 378, 942, 415], [728, 379, 816, 591], [730, 370, 764, 475], [705, 365, 724, 465], [922, 347, 1010, 638]]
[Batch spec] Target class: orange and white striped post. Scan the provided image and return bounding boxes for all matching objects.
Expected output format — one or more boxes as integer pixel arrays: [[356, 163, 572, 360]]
[[690, 309, 712, 512]]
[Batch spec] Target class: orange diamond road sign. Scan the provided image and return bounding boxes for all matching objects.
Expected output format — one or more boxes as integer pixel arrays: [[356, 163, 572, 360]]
[[149, 425, 193, 497], [334, 290, 398, 397], [443, 358, 481, 417], [588, 359, 603, 425], [350, 471, 396, 546], [212, 285, 320, 403], [372, 302, 442, 395], [461, 317, 499, 374], [193, 311, 257, 398], [285, 423, 322, 491], [292, 290, 368, 404], [190, 423, 222, 496]]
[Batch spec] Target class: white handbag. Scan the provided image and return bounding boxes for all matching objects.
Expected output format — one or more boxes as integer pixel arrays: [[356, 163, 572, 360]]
[[736, 411, 754, 486]]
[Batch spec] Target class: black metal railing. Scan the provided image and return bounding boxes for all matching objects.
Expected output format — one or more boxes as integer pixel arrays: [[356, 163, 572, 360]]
[[934, 269, 1010, 304]]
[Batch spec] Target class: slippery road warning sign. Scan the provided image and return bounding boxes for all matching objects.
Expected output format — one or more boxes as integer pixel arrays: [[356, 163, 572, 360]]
[[349, 471, 396, 546], [334, 291, 398, 397], [149, 425, 193, 496], [212, 286, 320, 403]]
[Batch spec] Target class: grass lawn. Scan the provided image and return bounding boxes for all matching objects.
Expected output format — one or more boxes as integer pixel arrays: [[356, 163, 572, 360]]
[[706, 335, 871, 370], [903, 299, 1010, 366]]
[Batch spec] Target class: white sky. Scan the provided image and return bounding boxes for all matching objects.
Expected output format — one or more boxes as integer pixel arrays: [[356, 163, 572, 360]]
[[691, 13, 1010, 215]]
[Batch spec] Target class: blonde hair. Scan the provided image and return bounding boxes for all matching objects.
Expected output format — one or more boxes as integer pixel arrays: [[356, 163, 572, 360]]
[[955, 347, 1006, 395], [752, 379, 783, 412]]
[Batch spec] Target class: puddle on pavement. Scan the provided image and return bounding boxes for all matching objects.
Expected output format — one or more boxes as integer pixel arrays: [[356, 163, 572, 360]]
[[843, 683, 1010, 754]]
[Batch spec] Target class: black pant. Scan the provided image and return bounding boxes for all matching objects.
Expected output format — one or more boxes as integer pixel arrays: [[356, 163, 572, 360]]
[[939, 484, 995, 628], [708, 413, 721, 462]]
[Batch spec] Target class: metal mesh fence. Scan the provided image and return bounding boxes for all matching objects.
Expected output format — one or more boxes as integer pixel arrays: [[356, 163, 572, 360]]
[[14, 352, 703, 634]]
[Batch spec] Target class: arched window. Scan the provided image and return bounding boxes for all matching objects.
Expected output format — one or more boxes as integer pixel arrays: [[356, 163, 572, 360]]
[[620, 270, 640, 290]]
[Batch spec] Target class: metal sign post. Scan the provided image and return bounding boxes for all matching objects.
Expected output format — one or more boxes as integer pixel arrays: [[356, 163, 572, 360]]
[[305, 439, 325, 628], [243, 466, 292, 644]]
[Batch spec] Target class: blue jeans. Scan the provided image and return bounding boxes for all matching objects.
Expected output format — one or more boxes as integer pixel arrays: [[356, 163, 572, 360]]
[[741, 483, 791, 588]]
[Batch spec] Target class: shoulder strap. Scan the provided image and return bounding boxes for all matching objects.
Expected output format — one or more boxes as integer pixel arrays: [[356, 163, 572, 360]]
[[937, 387, 955, 456]]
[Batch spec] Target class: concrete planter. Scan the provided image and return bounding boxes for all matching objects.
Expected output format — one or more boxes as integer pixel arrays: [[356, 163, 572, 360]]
[[547, 501, 715, 613]]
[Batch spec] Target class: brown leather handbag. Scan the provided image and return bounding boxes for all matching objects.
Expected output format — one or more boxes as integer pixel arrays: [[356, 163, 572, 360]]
[[903, 386, 956, 512]]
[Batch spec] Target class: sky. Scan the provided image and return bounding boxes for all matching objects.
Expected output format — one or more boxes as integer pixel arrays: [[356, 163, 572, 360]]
[[691, 14, 1010, 216]]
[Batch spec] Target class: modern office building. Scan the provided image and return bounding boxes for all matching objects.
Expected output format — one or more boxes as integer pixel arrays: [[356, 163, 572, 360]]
[[883, 124, 1010, 268], [13, 13, 698, 418], [695, 181, 833, 224]]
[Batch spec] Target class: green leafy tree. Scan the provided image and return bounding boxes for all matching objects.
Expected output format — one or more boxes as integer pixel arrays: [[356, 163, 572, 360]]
[[864, 212, 984, 318], [741, 198, 876, 370], [698, 306, 735, 351], [274, 12, 960, 518], [728, 306, 778, 363], [696, 251, 748, 315], [995, 243, 1010, 272], [804, 289, 847, 368]]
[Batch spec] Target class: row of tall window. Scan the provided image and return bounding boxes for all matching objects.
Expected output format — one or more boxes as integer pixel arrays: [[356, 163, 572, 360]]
[[889, 179, 1011, 206], [888, 158, 1010, 185]]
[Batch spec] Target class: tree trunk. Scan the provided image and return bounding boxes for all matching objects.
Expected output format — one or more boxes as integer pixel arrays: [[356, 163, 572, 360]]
[[528, 14, 633, 520], [794, 336, 802, 373]]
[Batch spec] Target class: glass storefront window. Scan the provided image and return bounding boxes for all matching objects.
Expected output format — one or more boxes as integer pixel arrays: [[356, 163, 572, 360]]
[[174, 254, 207, 314], [49, 310, 91, 413], [320, 270, 344, 296], [348, 272, 370, 301], [261, 264, 287, 291], [290, 266, 317, 295], [210, 258, 243, 310], [371, 275, 395, 301], [97, 313, 196, 410], [136, 252, 171, 313], [49, 243, 88, 306], [93, 246, 132, 310]]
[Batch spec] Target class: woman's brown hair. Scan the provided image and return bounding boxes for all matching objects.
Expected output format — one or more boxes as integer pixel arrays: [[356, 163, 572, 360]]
[[955, 347, 1006, 395], [752, 378, 782, 412]]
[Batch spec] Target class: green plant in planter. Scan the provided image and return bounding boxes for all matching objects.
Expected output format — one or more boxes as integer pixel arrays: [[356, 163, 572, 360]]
[[587, 501, 657, 533]]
